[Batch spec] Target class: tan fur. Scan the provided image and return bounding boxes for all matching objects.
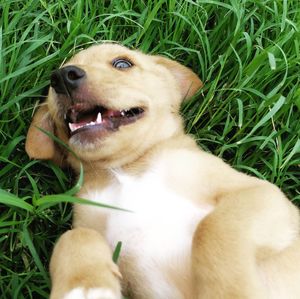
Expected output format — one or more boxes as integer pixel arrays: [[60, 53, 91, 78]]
[[26, 104, 67, 166], [26, 43, 300, 299], [49, 228, 122, 299]]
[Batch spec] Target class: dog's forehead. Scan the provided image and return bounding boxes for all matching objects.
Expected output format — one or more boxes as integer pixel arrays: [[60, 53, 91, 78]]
[[69, 43, 147, 65]]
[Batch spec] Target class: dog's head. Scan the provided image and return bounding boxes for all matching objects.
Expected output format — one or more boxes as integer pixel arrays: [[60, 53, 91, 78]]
[[26, 43, 202, 168]]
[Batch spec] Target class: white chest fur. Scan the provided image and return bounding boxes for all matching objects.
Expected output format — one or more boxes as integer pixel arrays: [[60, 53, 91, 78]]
[[82, 161, 213, 298]]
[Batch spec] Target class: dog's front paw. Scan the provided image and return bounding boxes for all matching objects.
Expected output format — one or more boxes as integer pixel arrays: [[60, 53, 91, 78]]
[[63, 287, 120, 299]]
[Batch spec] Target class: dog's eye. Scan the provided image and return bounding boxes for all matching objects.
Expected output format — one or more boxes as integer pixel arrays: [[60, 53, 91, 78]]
[[112, 58, 133, 69]]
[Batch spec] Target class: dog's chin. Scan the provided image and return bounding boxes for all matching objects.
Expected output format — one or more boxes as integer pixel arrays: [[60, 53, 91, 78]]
[[68, 125, 113, 147], [67, 122, 142, 165]]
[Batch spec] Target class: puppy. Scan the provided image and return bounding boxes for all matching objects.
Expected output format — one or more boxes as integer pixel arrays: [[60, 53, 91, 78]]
[[26, 43, 300, 299]]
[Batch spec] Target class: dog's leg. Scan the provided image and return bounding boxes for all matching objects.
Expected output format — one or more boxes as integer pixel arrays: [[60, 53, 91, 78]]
[[259, 239, 300, 298], [50, 228, 122, 299], [192, 183, 300, 299]]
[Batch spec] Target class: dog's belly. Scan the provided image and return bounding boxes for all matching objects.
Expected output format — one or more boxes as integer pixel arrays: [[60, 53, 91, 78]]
[[83, 168, 213, 299]]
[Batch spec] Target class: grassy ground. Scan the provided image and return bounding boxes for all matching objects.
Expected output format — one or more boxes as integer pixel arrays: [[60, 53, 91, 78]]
[[0, 0, 300, 298]]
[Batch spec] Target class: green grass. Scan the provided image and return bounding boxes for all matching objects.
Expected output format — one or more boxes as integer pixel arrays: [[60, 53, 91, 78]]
[[0, 0, 300, 297]]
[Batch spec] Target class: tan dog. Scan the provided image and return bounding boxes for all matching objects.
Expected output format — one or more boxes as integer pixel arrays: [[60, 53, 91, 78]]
[[26, 43, 300, 299]]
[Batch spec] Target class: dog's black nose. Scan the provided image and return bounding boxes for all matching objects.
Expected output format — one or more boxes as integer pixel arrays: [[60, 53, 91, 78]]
[[50, 65, 86, 94]]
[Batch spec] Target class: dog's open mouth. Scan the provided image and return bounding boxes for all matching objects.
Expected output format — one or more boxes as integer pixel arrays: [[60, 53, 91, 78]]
[[64, 103, 144, 136]]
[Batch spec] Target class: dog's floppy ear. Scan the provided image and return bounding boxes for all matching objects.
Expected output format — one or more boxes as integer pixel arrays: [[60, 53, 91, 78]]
[[154, 56, 203, 100], [26, 104, 61, 163]]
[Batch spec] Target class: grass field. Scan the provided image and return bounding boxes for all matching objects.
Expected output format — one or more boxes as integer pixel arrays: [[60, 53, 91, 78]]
[[0, 0, 300, 298]]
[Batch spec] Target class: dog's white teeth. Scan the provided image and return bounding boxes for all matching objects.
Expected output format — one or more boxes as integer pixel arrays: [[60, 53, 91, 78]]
[[121, 110, 126, 117], [69, 123, 77, 132], [69, 119, 100, 133], [96, 112, 102, 123]]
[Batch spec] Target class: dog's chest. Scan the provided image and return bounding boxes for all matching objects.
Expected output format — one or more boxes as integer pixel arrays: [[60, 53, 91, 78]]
[[83, 163, 213, 298], [90, 165, 212, 251]]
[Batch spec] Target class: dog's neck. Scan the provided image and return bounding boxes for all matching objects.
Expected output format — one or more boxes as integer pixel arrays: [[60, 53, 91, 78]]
[[71, 132, 198, 189]]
